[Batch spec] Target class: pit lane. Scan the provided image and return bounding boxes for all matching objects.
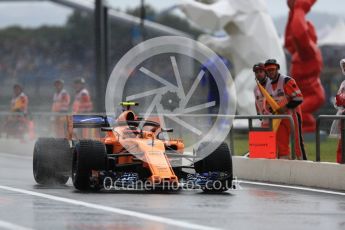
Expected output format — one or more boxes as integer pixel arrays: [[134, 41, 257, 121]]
[[0, 147, 345, 230]]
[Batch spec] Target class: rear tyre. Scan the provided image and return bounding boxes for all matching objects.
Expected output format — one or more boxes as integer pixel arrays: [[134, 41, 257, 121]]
[[33, 138, 71, 185], [194, 142, 233, 193], [72, 140, 107, 191]]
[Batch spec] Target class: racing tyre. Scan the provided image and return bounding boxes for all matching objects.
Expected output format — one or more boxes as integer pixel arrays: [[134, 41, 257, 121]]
[[33, 138, 71, 185], [72, 140, 107, 191], [194, 142, 233, 193]]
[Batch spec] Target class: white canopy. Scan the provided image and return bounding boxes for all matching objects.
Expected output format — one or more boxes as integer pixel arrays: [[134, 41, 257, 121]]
[[319, 20, 345, 46]]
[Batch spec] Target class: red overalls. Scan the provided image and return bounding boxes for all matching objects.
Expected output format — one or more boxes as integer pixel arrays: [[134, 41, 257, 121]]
[[333, 80, 345, 163], [266, 74, 307, 160]]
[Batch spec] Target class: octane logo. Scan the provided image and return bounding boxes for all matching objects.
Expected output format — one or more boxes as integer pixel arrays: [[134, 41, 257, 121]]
[[105, 36, 236, 166]]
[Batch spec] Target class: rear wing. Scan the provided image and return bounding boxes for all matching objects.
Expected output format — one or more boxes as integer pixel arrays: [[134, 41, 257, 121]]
[[71, 115, 111, 128], [66, 115, 114, 139]]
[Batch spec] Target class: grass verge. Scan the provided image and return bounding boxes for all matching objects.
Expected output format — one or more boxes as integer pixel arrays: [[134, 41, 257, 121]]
[[232, 133, 338, 163]]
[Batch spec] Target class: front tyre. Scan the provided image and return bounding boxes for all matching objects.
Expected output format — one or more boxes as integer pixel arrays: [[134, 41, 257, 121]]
[[194, 142, 233, 193]]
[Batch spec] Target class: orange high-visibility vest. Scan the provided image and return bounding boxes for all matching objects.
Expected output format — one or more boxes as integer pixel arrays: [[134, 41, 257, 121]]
[[52, 89, 70, 112], [254, 81, 272, 127], [266, 75, 289, 113], [265, 74, 302, 115], [254, 81, 271, 116], [11, 92, 28, 113], [72, 88, 93, 113]]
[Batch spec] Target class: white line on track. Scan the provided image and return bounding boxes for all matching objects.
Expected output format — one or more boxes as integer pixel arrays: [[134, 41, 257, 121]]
[[0, 185, 219, 230], [0, 220, 34, 230], [239, 180, 345, 196]]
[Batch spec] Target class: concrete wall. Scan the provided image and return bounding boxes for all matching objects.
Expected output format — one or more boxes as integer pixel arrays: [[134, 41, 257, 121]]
[[233, 156, 345, 191]]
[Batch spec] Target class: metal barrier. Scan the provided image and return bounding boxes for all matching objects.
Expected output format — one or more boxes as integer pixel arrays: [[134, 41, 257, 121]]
[[0, 112, 296, 159], [316, 115, 345, 163], [139, 113, 296, 159], [4, 112, 345, 162], [231, 115, 296, 159]]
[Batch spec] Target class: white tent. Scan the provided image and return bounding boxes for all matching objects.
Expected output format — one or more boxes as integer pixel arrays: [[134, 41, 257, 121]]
[[319, 20, 345, 46], [318, 25, 332, 41]]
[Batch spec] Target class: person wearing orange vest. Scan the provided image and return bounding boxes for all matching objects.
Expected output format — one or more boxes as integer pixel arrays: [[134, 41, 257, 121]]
[[52, 79, 70, 137], [330, 59, 345, 163], [253, 63, 271, 128], [52, 79, 70, 113], [264, 59, 307, 160], [11, 84, 28, 113], [72, 78, 93, 113], [72, 78, 94, 138], [8, 84, 34, 139]]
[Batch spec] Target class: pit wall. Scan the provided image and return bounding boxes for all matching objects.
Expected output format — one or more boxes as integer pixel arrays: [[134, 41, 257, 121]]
[[233, 156, 345, 191]]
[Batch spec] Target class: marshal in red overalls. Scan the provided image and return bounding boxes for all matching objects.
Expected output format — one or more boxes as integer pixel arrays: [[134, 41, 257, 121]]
[[264, 59, 307, 160]]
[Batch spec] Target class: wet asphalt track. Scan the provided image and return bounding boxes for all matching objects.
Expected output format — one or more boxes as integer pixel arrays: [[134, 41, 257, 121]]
[[0, 151, 345, 230]]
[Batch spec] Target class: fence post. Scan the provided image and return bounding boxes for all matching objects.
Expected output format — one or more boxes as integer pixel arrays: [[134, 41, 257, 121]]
[[340, 119, 345, 164], [286, 116, 296, 160], [316, 116, 321, 162], [229, 127, 235, 156]]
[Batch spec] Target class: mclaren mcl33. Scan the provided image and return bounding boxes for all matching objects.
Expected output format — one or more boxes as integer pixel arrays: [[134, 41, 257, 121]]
[[33, 102, 235, 192]]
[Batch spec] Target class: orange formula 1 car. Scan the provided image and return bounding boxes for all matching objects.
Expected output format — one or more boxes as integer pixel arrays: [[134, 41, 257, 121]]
[[33, 102, 234, 192]]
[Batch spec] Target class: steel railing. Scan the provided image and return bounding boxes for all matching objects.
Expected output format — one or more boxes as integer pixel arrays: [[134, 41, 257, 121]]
[[316, 115, 345, 163], [3, 111, 344, 162], [0, 112, 296, 159], [139, 113, 297, 159]]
